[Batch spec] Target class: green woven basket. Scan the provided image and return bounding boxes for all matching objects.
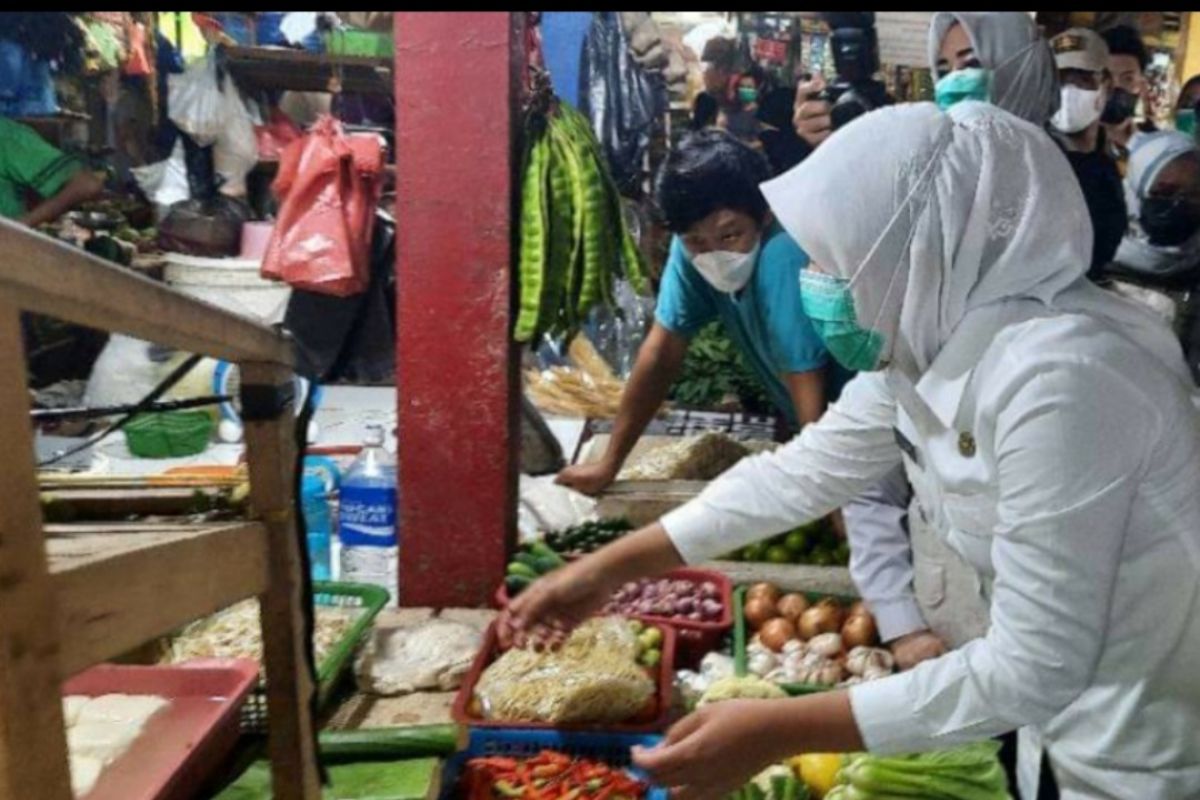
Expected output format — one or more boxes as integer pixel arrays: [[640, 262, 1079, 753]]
[[124, 410, 214, 458], [324, 29, 393, 57]]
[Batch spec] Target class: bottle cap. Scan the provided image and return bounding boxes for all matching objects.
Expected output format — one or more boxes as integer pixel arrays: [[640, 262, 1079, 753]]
[[364, 423, 385, 447]]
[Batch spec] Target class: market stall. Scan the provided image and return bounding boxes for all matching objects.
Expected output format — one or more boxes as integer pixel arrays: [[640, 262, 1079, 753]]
[[8, 10, 1200, 800]]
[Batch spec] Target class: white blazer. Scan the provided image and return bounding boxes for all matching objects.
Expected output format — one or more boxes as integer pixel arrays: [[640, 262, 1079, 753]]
[[663, 302, 1200, 799]]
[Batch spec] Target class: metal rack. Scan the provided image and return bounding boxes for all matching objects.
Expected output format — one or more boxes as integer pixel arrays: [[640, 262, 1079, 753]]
[[0, 219, 320, 798]]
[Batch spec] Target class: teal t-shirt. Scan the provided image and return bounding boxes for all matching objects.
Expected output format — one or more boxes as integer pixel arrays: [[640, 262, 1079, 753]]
[[655, 221, 850, 426]]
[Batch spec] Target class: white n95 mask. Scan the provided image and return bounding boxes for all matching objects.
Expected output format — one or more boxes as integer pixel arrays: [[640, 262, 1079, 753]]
[[1051, 85, 1104, 134], [690, 241, 760, 293]]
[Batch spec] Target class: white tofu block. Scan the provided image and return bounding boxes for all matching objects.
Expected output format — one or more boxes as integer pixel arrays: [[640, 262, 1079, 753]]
[[69, 754, 104, 797]]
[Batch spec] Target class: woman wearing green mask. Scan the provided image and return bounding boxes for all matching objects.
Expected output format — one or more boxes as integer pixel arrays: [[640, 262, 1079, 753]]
[[719, 70, 765, 147], [1174, 75, 1200, 139], [928, 12, 1059, 124], [501, 102, 1200, 799]]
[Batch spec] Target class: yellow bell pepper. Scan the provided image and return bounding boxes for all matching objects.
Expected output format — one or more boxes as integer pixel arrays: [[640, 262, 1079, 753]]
[[789, 753, 844, 799]]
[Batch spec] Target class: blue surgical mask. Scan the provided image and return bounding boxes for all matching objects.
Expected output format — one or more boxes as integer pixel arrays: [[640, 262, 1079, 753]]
[[934, 67, 993, 111], [799, 270, 886, 372]]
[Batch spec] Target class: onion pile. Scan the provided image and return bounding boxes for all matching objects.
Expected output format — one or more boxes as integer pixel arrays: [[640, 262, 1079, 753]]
[[742, 582, 895, 688], [602, 577, 724, 622]]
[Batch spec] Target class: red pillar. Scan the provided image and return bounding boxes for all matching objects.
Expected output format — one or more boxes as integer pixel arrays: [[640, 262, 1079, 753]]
[[395, 13, 523, 607]]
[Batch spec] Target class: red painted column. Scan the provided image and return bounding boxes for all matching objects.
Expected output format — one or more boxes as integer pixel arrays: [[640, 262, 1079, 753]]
[[395, 13, 523, 607]]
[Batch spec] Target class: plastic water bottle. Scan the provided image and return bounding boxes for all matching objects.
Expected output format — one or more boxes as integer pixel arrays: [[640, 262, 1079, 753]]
[[301, 473, 333, 581], [302, 456, 340, 582], [338, 424, 398, 605]]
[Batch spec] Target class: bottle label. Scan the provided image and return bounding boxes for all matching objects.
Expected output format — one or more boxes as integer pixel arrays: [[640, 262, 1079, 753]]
[[339, 485, 397, 547]]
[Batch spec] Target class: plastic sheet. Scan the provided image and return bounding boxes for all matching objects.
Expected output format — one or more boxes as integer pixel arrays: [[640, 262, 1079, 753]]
[[579, 12, 664, 195]]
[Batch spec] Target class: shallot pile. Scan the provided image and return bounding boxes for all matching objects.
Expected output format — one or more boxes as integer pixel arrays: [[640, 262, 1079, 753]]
[[741, 582, 896, 688], [602, 577, 725, 622]]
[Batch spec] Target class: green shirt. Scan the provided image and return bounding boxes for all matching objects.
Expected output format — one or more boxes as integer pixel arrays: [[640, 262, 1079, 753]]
[[0, 118, 82, 219]]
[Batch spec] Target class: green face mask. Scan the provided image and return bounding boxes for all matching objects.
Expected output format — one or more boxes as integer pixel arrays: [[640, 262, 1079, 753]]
[[934, 67, 993, 111], [799, 270, 886, 372], [1176, 109, 1197, 138], [738, 86, 758, 105]]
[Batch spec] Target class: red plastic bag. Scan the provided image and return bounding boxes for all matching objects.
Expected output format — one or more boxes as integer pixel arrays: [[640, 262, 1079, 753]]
[[262, 116, 384, 297], [255, 108, 303, 162]]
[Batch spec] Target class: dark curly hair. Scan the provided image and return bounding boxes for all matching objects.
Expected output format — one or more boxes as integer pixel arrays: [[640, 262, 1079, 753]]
[[654, 129, 772, 234]]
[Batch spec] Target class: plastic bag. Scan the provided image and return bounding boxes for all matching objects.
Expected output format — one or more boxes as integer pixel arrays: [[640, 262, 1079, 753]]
[[261, 115, 384, 296], [158, 194, 250, 257], [122, 20, 151, 76], [131, 141, 190, 218], [255, 108, 303, 161], [212, 74, 258, 197], [579, 12, 664, 195], [168, 55, 224, 146]]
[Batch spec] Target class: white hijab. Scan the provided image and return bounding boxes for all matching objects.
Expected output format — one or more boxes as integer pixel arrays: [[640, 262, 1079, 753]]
[[761, 101, 1192, 387], [1114, 129, 1200, 279], [927, 12, 1059, 127]]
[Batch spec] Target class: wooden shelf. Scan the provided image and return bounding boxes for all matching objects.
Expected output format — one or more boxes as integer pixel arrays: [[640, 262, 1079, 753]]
[[224, 46, 393, 95], [47, 522, 269, 677], [0, 217, 320, 798]]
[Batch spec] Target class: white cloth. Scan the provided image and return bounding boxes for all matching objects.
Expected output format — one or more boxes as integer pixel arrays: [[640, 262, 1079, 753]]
[[927, 12, 1059, 126], [1113, 129, 1200, 281], [666, 103, 1200, 798]]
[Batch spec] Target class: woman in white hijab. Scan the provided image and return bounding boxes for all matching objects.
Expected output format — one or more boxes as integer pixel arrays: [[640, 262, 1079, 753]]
[[928, 11, 1059, 125], [502, 102, 1200, 800]]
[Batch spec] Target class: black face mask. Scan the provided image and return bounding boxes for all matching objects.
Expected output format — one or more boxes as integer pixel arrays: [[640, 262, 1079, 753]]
[[1101, 87, 1139, 125], [1141, 195, 1200, 247]]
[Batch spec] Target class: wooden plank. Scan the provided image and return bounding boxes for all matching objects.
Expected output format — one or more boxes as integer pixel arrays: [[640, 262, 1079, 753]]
[[241, 361, 320, 800], [225, 46, 392, 95], [0, 218, 292, 365], [702, 561, 856, 595], [40, 486, 230, 519], [50, 523, 269, 677], [0, 301, 72, 800]]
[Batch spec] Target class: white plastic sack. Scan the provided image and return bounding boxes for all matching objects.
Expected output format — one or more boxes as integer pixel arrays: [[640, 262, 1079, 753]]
[[167, 55, 224, 146], [517, 475, 596, 544], [212, 75, 258, 198], [131, 141, 189, 218]]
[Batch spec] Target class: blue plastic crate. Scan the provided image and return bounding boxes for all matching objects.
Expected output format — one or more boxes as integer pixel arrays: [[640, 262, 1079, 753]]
[[440, 729, 667, 800]]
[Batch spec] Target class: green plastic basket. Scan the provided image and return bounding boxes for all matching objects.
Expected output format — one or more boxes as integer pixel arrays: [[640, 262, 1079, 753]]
[[324, 29, 393, 57], [238, 581, 390, 734], [124, 410, 214, 458], [732, 585, 861, 696]]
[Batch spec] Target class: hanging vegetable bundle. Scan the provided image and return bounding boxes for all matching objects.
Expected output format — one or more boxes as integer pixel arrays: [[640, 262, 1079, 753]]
[[514, 98, 649, 344]]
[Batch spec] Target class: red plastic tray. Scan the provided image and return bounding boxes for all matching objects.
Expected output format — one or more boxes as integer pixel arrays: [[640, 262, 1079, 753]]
[[62, 659, 259, 800], [453, 619, 676, 734], [495, 568, 733, 670]]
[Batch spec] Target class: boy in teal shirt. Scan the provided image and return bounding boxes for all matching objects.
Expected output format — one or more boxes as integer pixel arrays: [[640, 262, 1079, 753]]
[[558, 130, 843, 493]]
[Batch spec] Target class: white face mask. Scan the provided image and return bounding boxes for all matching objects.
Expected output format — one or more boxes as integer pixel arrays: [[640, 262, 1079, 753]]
[[1051, 84, 1104, 134], [690, 241, 761, 293]]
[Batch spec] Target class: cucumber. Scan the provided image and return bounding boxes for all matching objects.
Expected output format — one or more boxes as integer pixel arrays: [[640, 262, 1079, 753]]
[[506, 562, 539, 580], [514, 552, 542, 571], [506, 575, 535, 595], [532, 555, 565, 574], [529, 541, 566, 567], [317, 725, 459, 762]]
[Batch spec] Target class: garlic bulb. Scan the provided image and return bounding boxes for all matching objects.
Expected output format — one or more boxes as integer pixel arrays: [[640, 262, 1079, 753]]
[[816, 661, 845, 685], [862, 664, 892, 681], [699, 652, 737, 680], [781, 639, 806, 656], [807, 632, 843, 658], [845, 646, 894, 677], [748, 651, 779, 677]]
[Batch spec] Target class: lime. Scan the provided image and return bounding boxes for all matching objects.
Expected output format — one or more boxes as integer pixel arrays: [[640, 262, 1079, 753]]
[[834, 543, 851, 565], [765, 545, 792, 565], [783, 529, 809, 555], [810, 550, 833, 567], [742, 542, 768, 562]]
